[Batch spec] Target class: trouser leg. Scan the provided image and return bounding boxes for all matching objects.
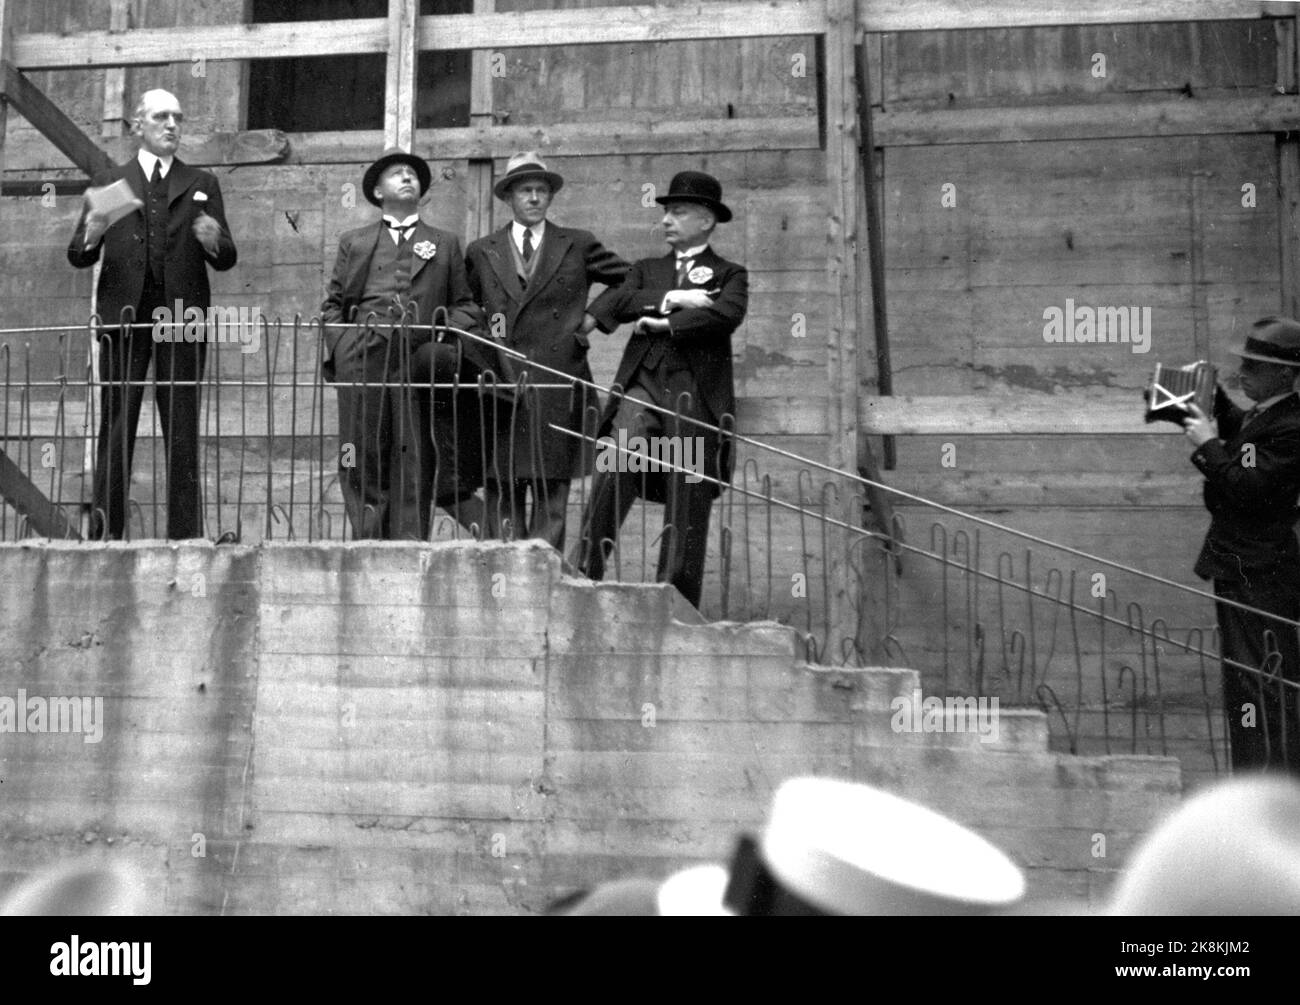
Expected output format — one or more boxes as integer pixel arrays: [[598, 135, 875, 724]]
[[153, 337, 206, 539], [529, 478, 571, 551], [485, 479, 528, 540], [90, 328, 151, 540], [1216, 578, 1300, 774], [335, 328, 393, 539], [657, 477, 713, 609], [574, 393, 654, 581]]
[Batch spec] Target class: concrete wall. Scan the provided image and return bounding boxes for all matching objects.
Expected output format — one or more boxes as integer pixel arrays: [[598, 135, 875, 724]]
[[0, 539, 1180, 914]]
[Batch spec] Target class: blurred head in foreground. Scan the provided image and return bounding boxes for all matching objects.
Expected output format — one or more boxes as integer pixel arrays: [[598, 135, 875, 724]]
[[555, 777, 1026, 916], [0, 859, 148, 916], [1111, 775, 1300, 915]]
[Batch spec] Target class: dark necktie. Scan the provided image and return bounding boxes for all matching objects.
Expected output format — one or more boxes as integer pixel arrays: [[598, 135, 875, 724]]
[[675, 256, 692, 287], [522, 229, 534, 263], [150, 161, 163, 189], [1241, 406, 1262, 429], [386, 220, 415, 242]]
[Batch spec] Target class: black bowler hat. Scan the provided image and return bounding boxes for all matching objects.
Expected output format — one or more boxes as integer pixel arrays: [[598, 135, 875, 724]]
[[655, 170, 732, 223], [362, 148, 432, 207], [493, 151, 564, 200], [1233, 316, 1300, 366]]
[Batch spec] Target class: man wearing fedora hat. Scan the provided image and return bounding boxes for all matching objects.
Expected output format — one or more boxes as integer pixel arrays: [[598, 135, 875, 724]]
[[1182, 316, 1300, 773], [465, 152, 629, 548], [321, 148, 489, 540], [572, 170, 748, 609]]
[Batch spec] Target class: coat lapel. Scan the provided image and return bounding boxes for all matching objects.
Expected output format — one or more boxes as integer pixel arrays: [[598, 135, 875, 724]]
[[409, 221, 440, 281], [484, 226, 525, 305], [344, 222, 385, 309], [167, 159, 197, 206], [518, 225, 569, 311], [124, 159, 147, 203]]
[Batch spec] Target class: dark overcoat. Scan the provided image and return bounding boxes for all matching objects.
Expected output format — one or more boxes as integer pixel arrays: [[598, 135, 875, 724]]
[[586, 246, 748, 501], [465, 224, 628, 481]]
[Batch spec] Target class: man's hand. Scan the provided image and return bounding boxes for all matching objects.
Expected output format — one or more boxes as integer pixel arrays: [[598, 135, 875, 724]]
[[661, 288, 714, 312], [80, 190, 143, 249], [634, 316, 671, 335], [1183, 403, 1218, 447], [192, 211, 223, 257], [82, 208, 112, 248]]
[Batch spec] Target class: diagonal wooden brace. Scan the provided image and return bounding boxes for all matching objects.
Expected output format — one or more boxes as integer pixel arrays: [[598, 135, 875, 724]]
[[0, 448, 82, 540], [2, 59, 116, 177]]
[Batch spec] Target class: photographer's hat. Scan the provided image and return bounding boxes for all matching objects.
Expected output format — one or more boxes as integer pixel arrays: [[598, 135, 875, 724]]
[[362, 148, 432, 207], [494, 151, 564, 201], [1233, 315, 1300, 366]]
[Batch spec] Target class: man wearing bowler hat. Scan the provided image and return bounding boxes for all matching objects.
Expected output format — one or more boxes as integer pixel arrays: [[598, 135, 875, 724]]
[[321, 148, 489, 539], [465, 152, 629, 548], [1182, 316, 1300, 774], [573, 170, 748, 609]]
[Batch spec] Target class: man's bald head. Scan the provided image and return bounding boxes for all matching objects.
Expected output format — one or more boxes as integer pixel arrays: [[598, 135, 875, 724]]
[[133, 89, 184, 158]]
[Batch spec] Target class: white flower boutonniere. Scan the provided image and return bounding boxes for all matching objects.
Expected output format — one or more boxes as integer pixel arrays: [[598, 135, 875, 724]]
[[688, 265, 713, 285], [413, 240, 437, 260], [193, 191, 209, 203]]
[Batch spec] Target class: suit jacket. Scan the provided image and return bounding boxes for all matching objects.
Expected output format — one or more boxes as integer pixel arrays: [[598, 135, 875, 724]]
[[68, 156, 237, 327], [320, 219, 488, 380], [1192, 388, 1300, 586], [586, 246, 747, 496], [465, 223, 628, 479]]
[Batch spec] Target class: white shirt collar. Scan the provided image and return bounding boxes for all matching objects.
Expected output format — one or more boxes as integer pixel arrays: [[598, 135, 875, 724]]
[[382, 213, 420, 228], [137, 149, 174, 180], [675, 244, 708, 260], [512, 220, 545, 253]]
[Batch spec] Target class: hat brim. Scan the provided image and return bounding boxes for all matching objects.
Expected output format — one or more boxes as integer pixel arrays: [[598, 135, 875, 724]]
[[1231, 347, 1300, 366], [654, 194, 732, 223], [494, 169, 564, 201], [363, 152, 432, 207]]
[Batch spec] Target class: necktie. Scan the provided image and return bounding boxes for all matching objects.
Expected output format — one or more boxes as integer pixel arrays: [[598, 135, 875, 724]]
[[675, 256, 691, 287], [1241, 406, 1262, 429], [523, 229, 534, 263], [150, 161, 163, 188], [386, 221, 415, 243]]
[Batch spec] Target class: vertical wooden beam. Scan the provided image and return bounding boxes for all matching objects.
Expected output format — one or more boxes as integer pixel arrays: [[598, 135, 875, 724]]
[[1188, 166, 1210, 360], [384, 0, 418, 150], [102, 0, 131, 137], [0, 0, 10, 181], [1278, 16, 1300, 319], [465, 0, 496, 242], [823, 0, 875, 656]]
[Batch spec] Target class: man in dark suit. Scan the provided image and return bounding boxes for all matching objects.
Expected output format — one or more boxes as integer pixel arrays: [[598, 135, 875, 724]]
[[68, 88, 237, 540], [465, 152, 628, 549], [321, 148, 489, 540], [573, 171, 748, 608], [1183, 316, 1300, 774]]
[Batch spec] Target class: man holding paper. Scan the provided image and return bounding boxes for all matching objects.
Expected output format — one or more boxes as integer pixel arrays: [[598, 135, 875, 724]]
[[68, 88, 237, 540]]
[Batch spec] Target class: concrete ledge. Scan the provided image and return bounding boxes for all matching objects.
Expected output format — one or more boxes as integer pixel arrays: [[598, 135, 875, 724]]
[[0, 539, 1182, 914]]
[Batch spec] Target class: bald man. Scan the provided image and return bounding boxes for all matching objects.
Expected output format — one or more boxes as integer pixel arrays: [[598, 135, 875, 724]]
[[69, 88, 237, 540]]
